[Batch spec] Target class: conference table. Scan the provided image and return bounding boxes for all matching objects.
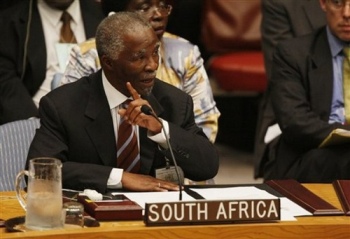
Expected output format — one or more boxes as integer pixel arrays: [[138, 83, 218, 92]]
[[0, 184, 349, 239]]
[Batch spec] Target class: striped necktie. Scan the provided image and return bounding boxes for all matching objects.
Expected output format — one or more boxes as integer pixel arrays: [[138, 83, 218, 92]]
[[343, 46, 350, 124], [116, 100, 140, 173], [60, 11, 77, 43]]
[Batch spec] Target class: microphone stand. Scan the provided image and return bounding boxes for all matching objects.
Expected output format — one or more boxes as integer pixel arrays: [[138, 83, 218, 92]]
[[141, 105, 183, 201]]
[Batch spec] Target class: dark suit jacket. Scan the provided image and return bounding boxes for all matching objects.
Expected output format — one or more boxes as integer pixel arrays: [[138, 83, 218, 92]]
[[268, 27, 350, 179], [27, 71, 219, 193], [0, 0, 104, 124], [261, 0, 326, 79], [254, 0, 326, 178]]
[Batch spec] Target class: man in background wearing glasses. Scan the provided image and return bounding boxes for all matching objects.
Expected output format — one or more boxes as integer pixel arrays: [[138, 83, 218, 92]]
[[265, 0, 350, 182], [60, 0, 220, 145]]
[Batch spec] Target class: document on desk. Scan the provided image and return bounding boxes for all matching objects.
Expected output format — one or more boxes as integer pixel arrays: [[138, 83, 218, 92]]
[[112, 191, 195, 213], [190, 187, 312, 221]]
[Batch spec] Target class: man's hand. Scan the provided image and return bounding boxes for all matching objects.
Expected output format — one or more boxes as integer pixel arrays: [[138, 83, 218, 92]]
[[121, 171, 180, 192], [118, 82, 162, 134]]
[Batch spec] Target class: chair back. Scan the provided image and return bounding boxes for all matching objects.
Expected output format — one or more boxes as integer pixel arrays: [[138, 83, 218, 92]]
[[201, 0, 262, 54], [201, 0, 267, 93], [0, 118, 40, 191]]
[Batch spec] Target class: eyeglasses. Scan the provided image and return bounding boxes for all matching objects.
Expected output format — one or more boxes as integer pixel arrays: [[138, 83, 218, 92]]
[[327, 0, 350, 10], [136, 4, 172, 17]]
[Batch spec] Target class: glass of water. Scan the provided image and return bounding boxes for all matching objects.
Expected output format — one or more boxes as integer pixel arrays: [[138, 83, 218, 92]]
[[63, 202, 84, 228]]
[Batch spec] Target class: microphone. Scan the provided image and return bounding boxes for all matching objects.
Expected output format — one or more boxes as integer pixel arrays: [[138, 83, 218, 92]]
[[141, 105, 183, 201]]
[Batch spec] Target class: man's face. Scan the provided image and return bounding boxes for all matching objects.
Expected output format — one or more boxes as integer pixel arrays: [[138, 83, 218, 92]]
[[108, 28, 160, 97], [320, 0, 350, 42], [125, 0, 171, 40]]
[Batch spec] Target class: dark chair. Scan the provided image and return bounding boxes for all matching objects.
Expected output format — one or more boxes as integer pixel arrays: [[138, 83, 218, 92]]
[[201, 0, 266, 151], [202, 0, 266, 93]]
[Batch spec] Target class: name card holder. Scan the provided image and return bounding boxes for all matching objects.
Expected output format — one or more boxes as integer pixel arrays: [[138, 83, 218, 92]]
[[144, 199, 280, 226], [77, 195, 143, 221], [266, 179, 344, 215], [333, 180, 350, 215]]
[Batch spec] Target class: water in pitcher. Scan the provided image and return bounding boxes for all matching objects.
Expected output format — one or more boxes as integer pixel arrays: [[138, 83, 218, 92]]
[[16, 158, 64, 230], [25, 181, 63, 230]]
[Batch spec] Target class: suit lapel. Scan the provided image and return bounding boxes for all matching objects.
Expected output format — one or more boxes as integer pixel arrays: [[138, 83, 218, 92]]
[[85, 72, 117, 166], [143, 89, 164, 117], [308, 29, 333, 118], [26, 2, 46, 91], [139, 81, 165, 174]]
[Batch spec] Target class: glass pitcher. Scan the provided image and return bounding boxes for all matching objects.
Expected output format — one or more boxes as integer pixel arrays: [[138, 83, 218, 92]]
[[15, 157, 64, 230]]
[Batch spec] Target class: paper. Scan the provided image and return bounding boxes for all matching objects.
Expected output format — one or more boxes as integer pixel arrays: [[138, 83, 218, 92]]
[[264, 123, 282, 144], [112, 191, 194, 210], [55, 43, 76, 72], [319, 128, 350, 148], [190, 187, 276, 200], [190, 187, 312, 221]]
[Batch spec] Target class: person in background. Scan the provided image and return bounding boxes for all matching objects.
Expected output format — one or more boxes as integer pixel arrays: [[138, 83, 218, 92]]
[[166, 0, 209, 61], [61, 0, 220, 144], [266, 0, 350, 182], [26, 12, 219, 193], [254, 0, 326, 179], [0, 0, 104, 124]]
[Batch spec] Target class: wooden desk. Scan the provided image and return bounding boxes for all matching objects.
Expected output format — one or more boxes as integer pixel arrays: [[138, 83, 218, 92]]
[[1, 184, 349, 239]]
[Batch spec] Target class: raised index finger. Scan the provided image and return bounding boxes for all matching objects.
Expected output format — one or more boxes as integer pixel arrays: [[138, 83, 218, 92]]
[[126, 82, 141, 100]]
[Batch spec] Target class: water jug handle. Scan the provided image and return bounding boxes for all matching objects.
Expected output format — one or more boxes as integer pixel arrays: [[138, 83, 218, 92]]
[[15, 170, 29, 211]]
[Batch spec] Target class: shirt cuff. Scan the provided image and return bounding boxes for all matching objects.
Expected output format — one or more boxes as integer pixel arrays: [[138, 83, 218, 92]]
[[107, 168, 124, 189], [148, 118, 169, 148]]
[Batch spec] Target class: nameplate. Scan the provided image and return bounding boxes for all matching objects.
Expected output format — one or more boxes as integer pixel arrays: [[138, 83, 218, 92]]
[[333, 180, 350, 215], [144, 199, 280, 226]]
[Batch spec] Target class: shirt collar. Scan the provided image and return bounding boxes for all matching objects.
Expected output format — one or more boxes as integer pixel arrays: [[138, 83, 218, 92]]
[[102, 71, 129, 110], [327, 26, 347, 57], [37, 0, 81, 27], [67, 0, 81, 25]]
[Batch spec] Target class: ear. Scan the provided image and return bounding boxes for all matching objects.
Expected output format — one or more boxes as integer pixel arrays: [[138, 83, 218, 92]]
[[319, 0, 327, 12], [101, 55, 113, 70]]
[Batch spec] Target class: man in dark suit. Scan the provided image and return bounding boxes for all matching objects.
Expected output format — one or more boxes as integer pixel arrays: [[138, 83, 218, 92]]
[[265, 0, 350, 182], [0, 0, 104, 125], [255, 0, 326, 179], [27, 12, 219, 193]]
